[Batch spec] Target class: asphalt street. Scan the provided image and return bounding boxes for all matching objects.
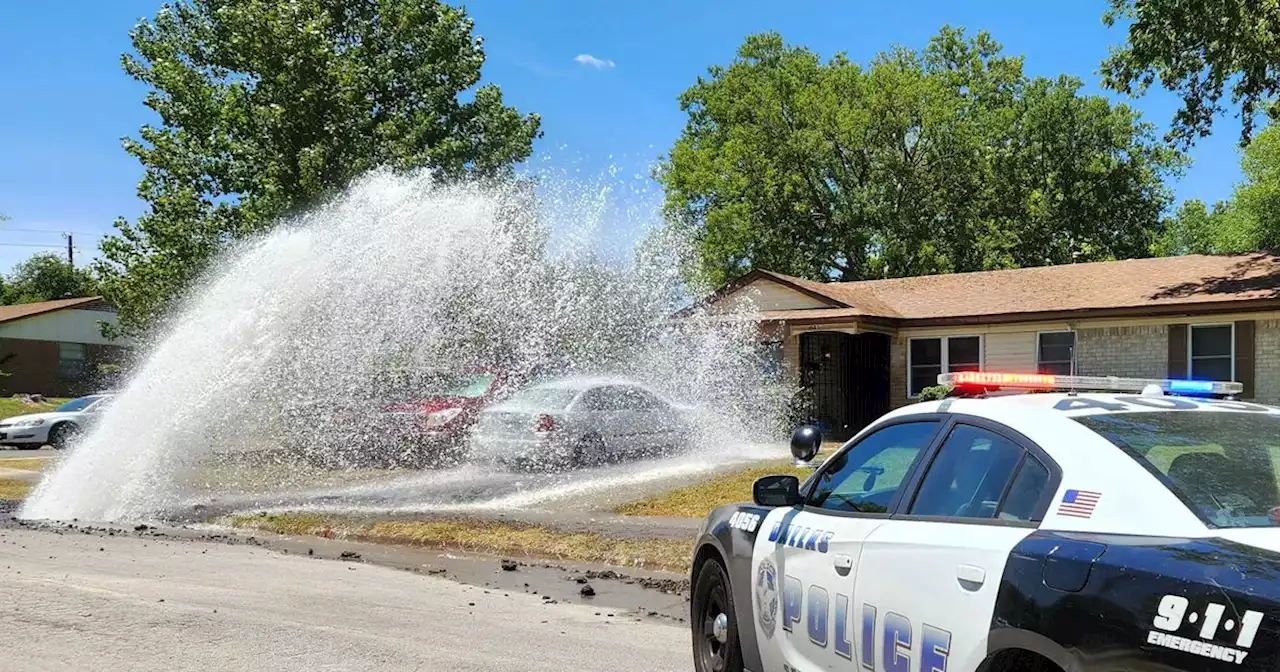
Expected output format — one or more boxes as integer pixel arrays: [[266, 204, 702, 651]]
[[0, 526, 691, 671]]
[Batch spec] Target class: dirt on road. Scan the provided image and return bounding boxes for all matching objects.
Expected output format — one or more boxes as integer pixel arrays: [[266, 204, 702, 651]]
[[0, 525, 692, 672]]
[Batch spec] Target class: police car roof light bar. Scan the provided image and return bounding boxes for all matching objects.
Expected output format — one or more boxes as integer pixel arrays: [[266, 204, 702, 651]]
[[938, 371, 1244, 396]]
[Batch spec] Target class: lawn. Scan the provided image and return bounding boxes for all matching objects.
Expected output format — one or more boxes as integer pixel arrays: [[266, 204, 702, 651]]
[[190, 461, 408, 494], [0, 479, 32, 500], [0, 397, 67, 420], [0, 458, 54, 472], [229, 512, 693, 572], [615, 459, 814, 518]]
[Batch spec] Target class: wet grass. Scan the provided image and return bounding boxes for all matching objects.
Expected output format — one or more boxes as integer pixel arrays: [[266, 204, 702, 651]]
[[227, 512, 693, 572], [614, 459, 813, 518], [0, 457, 55, 472], [190, 460, 410, 494], [0, 479, 32, 500]]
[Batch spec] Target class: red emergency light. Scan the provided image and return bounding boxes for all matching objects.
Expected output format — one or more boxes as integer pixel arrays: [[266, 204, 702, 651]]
[[946, 371, 1057, 388]]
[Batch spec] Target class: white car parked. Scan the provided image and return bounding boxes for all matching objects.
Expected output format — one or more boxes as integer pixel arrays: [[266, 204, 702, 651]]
[[0, 393, 114, 450], [471, 377, 693, 471]]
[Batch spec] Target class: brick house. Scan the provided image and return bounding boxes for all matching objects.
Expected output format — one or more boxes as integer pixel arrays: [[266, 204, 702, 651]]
[[0, 297, 131, 398], [701, 253, 1280, 440]]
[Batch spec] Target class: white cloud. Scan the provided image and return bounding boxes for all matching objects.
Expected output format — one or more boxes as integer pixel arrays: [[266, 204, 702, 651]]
[[574, 54, 615, 70]]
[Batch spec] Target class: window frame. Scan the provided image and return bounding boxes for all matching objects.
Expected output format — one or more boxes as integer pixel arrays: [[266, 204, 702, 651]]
[[57, 342, 88, 381], [906, 335, 984, 399], [798, 414, 948, 520], [892, 415, 1063, 528], [1036, 330, 1076, 376], [1188, 323, 1235, 381]]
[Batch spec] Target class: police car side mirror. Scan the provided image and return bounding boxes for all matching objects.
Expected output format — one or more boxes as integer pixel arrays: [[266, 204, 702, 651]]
[[753, 475, 802, 507], [790, 424, 822, 465]]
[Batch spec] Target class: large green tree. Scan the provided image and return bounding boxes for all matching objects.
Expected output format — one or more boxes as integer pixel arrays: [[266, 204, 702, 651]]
[[4, 253, 99, 305], [1155, 123, 1280, 255], [658, 28, 1182, 288], [1101, 0, 1280, 148], [99, 0, 541, 334]]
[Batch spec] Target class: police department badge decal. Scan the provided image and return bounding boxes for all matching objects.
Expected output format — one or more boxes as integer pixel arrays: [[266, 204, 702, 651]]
[[755, 558, 778, 639]]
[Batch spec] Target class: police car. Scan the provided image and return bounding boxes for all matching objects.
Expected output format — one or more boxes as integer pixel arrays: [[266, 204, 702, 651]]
[[691, 372, 1280, 672]]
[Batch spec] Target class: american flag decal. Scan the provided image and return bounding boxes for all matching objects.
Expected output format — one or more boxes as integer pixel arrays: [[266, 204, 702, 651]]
[[1058, 489, 1101, 518]]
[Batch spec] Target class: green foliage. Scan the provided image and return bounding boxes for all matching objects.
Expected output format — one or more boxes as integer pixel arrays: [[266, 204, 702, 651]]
[[1101, 0, 1280, 148], [3, 253, 98, 305], [658, 28, 1182, 288], [1154, 124, 1280, 255], [98, 0, 541, 335], [916, 384, 952, 402]]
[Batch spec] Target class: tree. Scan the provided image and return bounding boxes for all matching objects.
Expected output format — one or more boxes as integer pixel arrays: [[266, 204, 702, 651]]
[[1101, 0, 1280, 148], [657, 28, 1182, 288], [98, 0, 541, 334], [1152, 199, 1221, 256], [4, 253, 98, 304], [1155, 124, 1280, 255]]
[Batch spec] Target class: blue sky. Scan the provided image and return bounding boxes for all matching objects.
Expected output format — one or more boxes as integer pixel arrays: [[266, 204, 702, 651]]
[[0, 0, 1248, 274]]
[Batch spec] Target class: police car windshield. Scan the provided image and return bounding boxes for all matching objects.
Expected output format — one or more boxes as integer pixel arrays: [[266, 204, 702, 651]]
[[1076, 412, 1280, 528]]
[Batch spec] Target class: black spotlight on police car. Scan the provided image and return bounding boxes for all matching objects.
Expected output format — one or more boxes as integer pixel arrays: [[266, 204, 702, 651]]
[[790, 424, 822, 466]]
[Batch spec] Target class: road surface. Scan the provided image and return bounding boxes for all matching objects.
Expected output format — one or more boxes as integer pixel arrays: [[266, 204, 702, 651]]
[[0, 526, 690, 671]]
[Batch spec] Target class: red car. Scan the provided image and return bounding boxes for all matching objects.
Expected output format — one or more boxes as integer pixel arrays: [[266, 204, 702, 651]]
[[289, 368, 518, 469], [375, 368, 515, 463]]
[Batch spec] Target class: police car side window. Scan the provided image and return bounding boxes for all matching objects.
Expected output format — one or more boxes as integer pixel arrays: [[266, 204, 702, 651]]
[[908, 425, 1027, 520], [807, 421, 940, 514], [997, 457, 1050, 522]]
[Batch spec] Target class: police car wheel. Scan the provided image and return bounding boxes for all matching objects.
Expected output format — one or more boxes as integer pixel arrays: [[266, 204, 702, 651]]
[[692, 560, 742, 672]]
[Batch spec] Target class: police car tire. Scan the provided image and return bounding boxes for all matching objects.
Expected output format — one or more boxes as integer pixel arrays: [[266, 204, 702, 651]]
[[692, 559, 743, 672]]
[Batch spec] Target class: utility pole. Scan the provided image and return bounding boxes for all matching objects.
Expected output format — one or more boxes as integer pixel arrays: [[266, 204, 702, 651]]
[[64, 233, 73, 268]]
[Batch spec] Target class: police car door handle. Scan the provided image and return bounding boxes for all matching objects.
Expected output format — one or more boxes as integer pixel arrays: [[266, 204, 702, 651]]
[[956, 564, 986, 588], [833, 554, 853, 576]]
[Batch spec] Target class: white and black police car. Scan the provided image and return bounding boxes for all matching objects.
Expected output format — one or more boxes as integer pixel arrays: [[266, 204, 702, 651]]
[[691, 371, 1280, 672]]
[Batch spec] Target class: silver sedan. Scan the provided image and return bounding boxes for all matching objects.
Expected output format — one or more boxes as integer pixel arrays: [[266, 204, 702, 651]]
[[469, 377, 693, 471]]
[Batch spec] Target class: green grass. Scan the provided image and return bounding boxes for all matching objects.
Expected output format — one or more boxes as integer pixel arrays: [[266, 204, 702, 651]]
[[0, 397, 67, 420], [615, 460, 813, 518], [228, 512, 693, 572]]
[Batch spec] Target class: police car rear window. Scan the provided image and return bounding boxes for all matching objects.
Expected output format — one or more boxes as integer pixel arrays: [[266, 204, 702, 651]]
[[1076, 412, 1280, 528]]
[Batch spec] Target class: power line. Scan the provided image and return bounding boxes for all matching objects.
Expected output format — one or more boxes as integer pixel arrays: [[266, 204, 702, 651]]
[[0, 243, 71, 249], [0, 227, 104, 237]]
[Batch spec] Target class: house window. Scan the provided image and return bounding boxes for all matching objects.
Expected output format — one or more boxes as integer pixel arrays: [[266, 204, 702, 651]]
[[1037, 332, 1075, 376], [909, 336, 981, 397], [58, 342, 87, 380], [761, 340, 784, 376], [1190, 324, 1233, 381]]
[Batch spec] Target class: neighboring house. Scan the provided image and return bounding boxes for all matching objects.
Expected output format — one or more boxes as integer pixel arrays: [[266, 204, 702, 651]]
[[700, 253, 1280, 440], [0, 297, 130, 397]]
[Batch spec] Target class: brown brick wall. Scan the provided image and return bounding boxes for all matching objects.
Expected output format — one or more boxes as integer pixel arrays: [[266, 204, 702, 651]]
[[0, 338, 128, 398], [889, 334, 909, 409], [1075, 325, 1169, 379], [1256, 319, 1280, 405]]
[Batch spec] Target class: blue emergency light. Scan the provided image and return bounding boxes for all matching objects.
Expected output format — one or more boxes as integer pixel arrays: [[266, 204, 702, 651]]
[[1167, 380, 1216, 395]]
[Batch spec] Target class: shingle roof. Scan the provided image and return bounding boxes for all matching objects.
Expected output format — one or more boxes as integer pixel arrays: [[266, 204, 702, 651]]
[[0, 297, 105, 324], [747, 254, 1280, 323]]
